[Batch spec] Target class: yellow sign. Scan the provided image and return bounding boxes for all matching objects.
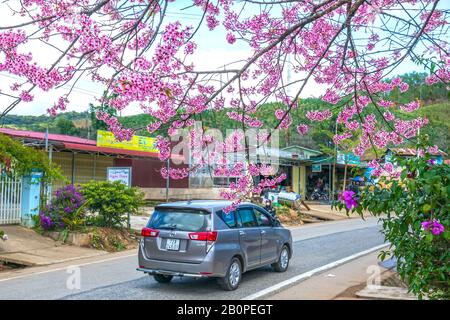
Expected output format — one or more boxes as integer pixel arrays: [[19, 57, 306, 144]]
[[96, 130, 159, 153]]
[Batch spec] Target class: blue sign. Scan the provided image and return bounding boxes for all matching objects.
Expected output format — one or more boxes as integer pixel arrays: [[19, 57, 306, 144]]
[[337, 152, 360, 165], [365, 167, 375, 184]]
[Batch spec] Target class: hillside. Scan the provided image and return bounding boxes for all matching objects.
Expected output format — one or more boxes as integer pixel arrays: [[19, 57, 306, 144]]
[[1, 100, 448, 153], [396, 102, 450, 153], [1, 70, 448, 153]]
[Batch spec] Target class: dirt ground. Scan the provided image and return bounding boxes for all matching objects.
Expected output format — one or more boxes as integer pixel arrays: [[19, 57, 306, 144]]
[[276, 204, 331, 226], [87, 227, 140, 252]]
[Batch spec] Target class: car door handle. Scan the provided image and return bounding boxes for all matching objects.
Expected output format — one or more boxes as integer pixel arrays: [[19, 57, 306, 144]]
[[239, 231, 246, 236], [260, 230, 266, 235]]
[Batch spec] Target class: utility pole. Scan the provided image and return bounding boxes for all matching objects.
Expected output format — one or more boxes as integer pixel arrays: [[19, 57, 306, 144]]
[[332, 120, 338, 201], [44, 126, 49, 151], [286, 54, 292, 148], [165, 158, 170, 202], [44, 124, 51, 202]]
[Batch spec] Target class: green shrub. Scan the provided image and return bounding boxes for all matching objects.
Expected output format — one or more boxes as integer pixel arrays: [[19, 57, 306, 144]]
[[81, 181, 144, 228], [335, 150, 449, 299]]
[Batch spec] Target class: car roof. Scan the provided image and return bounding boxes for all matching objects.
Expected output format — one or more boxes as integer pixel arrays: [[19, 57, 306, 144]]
[[156, 200, 255, 211]]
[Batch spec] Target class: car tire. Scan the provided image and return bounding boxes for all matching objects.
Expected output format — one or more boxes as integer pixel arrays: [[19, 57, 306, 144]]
[[153, 274, 173, 283], [272, 245, 290, 272], [218, 257, 242, 291]]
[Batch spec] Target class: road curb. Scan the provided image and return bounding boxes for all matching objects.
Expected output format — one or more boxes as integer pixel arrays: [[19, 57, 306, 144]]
[[0, 249, 137, 282], [241, 243, 390, 300]]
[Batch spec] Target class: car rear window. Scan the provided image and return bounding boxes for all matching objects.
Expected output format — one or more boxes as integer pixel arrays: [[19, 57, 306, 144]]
[[148, 208, 211, 232]]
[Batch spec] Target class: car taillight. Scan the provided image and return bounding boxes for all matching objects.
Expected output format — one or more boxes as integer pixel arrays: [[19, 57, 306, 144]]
[[141, 227, 159, 237], [188, 231, 218, 241]]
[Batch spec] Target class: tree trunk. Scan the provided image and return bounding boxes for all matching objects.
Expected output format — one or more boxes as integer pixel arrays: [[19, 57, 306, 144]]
[[342, 163, 347, 192]]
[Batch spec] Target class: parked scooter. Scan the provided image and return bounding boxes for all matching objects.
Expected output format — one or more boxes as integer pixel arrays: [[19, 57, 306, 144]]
[[310, 188, 329, 201]]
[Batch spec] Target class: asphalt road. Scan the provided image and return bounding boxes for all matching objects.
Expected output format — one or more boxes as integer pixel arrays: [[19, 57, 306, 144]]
[[0, 217, 385, 300]]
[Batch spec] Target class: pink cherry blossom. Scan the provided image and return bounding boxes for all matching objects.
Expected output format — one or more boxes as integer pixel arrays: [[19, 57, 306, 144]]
[[296, 124, 309, 135], [400, 100, 420, 113], [306, 110, 332, 122], [0, 0, 447, 205], [226, 33, 236, 44]]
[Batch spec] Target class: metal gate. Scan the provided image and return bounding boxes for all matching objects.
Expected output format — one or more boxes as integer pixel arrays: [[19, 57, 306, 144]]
[[0, 166, 22, 224]]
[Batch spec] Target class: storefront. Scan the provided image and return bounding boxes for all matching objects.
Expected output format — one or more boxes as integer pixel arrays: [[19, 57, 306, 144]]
[[307, 153, 367, 201], [0, 128, 189, 200]]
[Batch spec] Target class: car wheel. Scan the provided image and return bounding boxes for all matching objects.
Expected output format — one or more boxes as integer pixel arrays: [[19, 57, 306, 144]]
[[272, 245, 290, 272], [218, 257, 242, 291], [153, 274, 173, 283]]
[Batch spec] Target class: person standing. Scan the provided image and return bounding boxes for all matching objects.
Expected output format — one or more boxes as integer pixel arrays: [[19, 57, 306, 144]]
[[264, 199, 276, 218]]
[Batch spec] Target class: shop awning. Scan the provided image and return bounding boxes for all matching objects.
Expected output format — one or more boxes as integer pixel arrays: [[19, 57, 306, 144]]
[[311, 156, 366, 167]]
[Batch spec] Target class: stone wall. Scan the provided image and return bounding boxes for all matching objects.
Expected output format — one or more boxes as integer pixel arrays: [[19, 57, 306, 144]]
[[140, 187, 225, 201]]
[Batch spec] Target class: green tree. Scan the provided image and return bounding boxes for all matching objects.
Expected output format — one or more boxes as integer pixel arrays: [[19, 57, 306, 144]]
[[0, 133, 64, 182], [89, 102, 117, 136], [55, 117, 80, 136]]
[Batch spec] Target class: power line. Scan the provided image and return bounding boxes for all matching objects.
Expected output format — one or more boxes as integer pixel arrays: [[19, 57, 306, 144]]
[[165, 11, 203, 17], [0, 73, 102, 97]]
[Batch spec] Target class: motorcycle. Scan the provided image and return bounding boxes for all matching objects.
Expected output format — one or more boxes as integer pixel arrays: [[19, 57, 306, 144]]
[[310, 188, 329, 201]]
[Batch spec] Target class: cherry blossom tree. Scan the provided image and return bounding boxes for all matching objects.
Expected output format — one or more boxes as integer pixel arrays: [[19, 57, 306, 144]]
[[0, 0, 448, 205]]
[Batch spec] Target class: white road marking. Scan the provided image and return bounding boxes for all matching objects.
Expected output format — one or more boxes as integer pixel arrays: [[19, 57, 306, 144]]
[[241, 243, 390, 300], [0, 253, 137, 283], [286, 216, 379, 230]]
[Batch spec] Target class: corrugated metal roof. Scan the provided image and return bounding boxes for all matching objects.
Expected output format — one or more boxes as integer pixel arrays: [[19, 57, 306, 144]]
[[282, 145, 323, 155], [389, 147, 447, 156], [0, 128, 96, 145], [0, 128, 172, 160], [63, 142, 162, 159]]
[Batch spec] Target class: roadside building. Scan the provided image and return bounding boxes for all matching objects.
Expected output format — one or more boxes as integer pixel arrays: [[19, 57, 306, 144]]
[[0, 128, 189, 200], [188, 145, 323, 200], [281, 146, 323, 197], [5, 128, 367, 202], [306, 151, 368, 201]]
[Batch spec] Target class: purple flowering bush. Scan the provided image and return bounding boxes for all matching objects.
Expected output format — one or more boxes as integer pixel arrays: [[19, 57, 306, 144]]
[[334, 148, 449, 300], [39, 184, 86, 230], [338, 190, 358, 210]]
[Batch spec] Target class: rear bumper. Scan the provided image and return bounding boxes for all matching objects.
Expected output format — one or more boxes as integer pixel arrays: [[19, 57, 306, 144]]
[[138, 241, 227, 277], [136, 267, 209, 278]]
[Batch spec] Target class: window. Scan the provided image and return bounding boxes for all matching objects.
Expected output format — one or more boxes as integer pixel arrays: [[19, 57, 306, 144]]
[[254, 208, 272, 227], [148, 209, 210, 232], [237, 208, 258, 228], [217, 210, 237, 228]]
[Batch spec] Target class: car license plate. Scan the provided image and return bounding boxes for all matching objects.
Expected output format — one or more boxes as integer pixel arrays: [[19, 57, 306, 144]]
[[166, 239, 180, 251]]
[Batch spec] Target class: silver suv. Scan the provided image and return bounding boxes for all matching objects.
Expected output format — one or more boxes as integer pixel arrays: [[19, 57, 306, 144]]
[[137, 200, 292, 291]]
